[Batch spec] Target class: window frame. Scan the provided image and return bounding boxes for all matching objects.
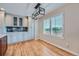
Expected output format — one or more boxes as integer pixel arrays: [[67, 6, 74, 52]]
[[50, 13, 64, 39], [43, 18, 51, 35], [43, 13, 64, 39]]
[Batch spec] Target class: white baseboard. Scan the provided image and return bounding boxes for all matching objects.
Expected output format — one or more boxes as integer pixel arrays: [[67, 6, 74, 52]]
[[40, 39, 79, 56]]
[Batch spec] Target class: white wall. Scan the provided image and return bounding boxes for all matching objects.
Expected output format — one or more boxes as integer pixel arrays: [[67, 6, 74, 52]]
[[38, 4, 79, 55], [64, 4, 79, 54]]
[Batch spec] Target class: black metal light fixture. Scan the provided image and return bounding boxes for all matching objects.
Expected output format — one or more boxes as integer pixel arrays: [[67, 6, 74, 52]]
[[34, 3, 41, 9], [32, 3, 45, 20]]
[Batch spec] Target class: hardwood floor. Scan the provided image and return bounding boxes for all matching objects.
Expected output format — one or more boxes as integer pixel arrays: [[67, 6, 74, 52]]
[[5, 39, 74, 56]]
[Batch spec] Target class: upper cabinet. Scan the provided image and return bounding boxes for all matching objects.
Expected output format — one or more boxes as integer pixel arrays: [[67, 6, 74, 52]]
[[19, 18, 23, 26], [23, 16, 28, 27], [13, 17, 17, 26], [0, 10, 6, 34], [5, 14, 28, 27], [0, 11, 5, 27], [5, 14, 28, 32], [5, 14, 13, 26]]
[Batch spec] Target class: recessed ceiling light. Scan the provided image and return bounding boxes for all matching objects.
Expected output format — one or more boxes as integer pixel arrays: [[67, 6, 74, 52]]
[[0, 8, 5, 11]]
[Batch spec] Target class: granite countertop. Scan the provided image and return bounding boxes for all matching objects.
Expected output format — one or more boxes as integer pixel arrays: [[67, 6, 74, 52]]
[[0, 34, 7, 38]]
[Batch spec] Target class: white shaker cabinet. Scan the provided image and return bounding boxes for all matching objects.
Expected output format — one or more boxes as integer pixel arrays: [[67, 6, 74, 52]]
[[5, 14, 13, 26], [0, 10, 6, 34]]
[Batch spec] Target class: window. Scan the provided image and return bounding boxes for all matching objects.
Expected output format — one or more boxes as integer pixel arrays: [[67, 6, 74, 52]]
[[51, 14, 64, 38], [51, 17, 55, 36], [13, 17, 17, 26], [43, 19, 50, 34], [43, 13, 64, 38]]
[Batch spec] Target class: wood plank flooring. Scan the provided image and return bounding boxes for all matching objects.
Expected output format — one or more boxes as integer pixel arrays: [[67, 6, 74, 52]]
[[5, 39, 74, 56]]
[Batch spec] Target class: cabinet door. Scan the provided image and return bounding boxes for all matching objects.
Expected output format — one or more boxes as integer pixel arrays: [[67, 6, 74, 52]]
[[0, 11, 5, 34], [5, 14, 13, 26], [19, 18, 23, 26], [7, 32, 17, 44], [23, 17, 28, 27], [23, 32, 28, 41], [7, 33, 13, 44], [0, 12, 3, 27], [12, 32, 18, 43], [17, 32, 23, 42], [0, 11, 4, 27]]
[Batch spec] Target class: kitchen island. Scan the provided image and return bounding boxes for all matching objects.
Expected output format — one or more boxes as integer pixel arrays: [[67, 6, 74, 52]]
[[0, 34, 7, 56]]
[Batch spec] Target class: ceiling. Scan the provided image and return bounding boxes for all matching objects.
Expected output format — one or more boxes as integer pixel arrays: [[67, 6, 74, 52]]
[[0, 3, 65, 17]]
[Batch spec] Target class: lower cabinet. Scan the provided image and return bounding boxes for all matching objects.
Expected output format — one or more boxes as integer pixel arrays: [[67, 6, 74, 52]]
[[0, 36, 7, 56], [7, 31, 34, 44], [7, 32, 24, 44]]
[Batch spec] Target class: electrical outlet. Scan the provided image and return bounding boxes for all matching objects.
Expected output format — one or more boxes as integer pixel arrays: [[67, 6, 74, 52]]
[[66, 42, 69, 48]]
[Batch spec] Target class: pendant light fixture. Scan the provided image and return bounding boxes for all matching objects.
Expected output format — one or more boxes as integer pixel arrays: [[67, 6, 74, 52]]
[[32, 3, 45, 20]]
